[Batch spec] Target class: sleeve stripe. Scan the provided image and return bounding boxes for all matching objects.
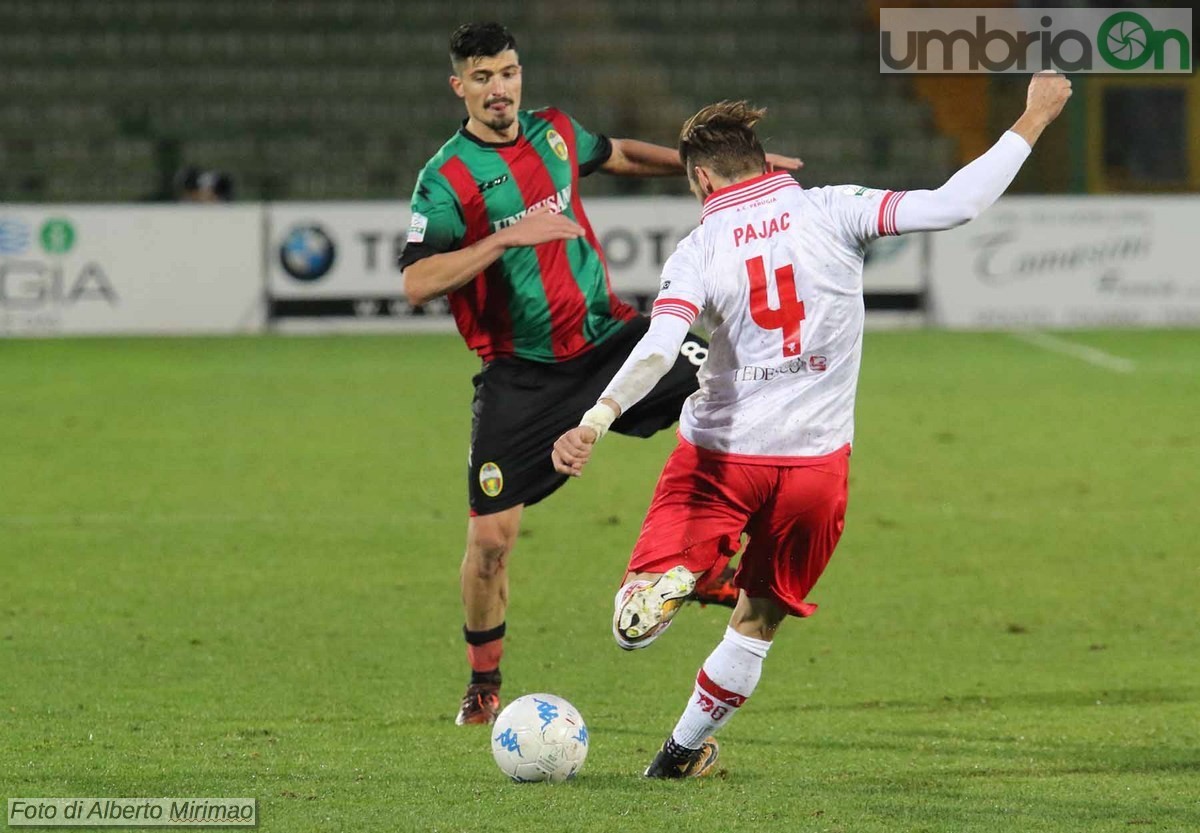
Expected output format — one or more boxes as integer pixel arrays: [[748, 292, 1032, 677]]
[[652, 303, 699, 317], [876, 190, 897, 236], [652, 309, 696, 325], [653, 298, 700, 315], [878, 190, 908, 236], [888, 190, 907, 235], [652, 297, 699, 324]]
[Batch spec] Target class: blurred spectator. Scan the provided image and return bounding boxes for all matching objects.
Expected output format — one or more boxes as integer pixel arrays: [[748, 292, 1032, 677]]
[[175, 167, 234, 202]]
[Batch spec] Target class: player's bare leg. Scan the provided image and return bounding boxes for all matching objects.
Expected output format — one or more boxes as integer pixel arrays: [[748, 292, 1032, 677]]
[[612, 566, 696, 650], [644, 591, 785, 778], [727, 591, 787, 642], [456, 504, 523, 725]]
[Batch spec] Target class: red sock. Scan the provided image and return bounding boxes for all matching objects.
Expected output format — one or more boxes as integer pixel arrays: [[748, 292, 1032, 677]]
[[464, 623, 505, 683]]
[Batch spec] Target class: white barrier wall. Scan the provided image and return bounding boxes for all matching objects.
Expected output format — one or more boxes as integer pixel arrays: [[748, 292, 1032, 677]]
[[585, 198, 701, 296], [0, 206, 263, 336], [930, 197, 1200, 328], [3, 197, 1197, 337], [261, 198, 919, 329]]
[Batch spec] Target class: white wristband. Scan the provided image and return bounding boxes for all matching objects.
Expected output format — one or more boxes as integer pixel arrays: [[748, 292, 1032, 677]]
[[579, 402, 618, 441]]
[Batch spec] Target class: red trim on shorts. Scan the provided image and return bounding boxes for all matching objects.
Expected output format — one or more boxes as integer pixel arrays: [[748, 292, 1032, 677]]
[[697, 668, 748, 707], [680, 433, 851, 468]]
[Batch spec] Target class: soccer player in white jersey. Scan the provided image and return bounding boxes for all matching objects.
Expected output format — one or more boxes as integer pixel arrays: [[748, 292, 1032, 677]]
[[552, 73, 1072, 778]]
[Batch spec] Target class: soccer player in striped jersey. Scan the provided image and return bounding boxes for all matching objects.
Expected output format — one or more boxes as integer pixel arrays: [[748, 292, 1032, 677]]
[[553, 74, 1072, 776], [398, 22, 802, 726]]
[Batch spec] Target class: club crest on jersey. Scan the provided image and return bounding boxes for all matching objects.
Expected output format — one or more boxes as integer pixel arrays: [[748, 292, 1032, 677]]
[[546, 129, 569, 162], [479, 462, 503, 497]]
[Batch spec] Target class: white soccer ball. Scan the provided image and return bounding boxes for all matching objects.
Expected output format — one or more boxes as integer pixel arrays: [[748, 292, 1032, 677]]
[[490, 693, 589, 783]]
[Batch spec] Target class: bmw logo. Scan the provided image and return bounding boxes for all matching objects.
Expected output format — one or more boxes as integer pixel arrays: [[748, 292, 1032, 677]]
[[280, 224, 336, 281]]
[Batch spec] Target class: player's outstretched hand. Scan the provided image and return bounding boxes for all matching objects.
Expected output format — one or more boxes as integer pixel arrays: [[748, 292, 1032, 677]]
[[552, 426, 598, 477], [766, 152, 803, 171], [499, 204, 585, 248], [1025, 71, 1072, 126]]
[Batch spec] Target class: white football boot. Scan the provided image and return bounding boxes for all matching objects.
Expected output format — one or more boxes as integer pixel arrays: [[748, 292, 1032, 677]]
[[612, 566, 697, 650]]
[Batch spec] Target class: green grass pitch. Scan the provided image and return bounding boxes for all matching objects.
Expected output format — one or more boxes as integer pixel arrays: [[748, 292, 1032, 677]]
[[2, 330, 1198, 832]]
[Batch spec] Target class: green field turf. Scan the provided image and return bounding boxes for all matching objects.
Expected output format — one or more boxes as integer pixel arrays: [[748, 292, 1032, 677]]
[[2, 330, 1198, 833]]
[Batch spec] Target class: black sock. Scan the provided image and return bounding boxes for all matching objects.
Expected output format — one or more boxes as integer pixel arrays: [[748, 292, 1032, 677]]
[[471, 668, 501, 687], [463, 622, 507, 645], [663, 736, 699, 762]]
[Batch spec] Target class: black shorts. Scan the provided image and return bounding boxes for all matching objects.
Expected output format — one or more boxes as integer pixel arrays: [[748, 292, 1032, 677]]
[[468, 316, 705, 516]]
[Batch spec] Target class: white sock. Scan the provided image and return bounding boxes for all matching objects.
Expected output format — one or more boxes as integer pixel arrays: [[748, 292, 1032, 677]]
[[670, 626, 772, 749]]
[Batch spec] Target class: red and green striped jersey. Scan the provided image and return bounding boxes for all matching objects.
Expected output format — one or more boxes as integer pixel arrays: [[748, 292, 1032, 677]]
[[399, 107, 636, 363]]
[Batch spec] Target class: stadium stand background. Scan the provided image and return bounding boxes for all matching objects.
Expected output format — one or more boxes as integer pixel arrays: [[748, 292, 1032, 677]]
[[0, 0, 1194, 203]]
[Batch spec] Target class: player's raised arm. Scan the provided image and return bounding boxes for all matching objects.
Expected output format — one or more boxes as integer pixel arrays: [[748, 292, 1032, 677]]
[[603, 139, 803, 177], [831, 73, 1071, 244], [893, 72, 1071, 233], [601, 139, 686, 176]]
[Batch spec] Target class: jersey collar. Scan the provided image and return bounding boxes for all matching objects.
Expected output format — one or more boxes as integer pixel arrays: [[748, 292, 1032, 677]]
[[458, 118, 523, 148], [700, 170, 799, 222]]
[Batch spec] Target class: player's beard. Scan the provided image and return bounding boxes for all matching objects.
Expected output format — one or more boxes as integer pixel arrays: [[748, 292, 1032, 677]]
[[483, 98, 515, 132], [486, 113, 515, 131]]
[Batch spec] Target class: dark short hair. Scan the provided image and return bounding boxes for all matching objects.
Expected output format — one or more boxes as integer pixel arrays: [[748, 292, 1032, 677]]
[[450, 22, 517, 70], [678, 100, 768, 181], [175, 166, 234, 201]]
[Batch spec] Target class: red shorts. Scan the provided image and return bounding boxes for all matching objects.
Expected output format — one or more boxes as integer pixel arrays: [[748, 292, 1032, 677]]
[[628, 437, 850, 617]]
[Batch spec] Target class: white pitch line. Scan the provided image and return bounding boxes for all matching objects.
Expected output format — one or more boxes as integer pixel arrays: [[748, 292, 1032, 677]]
[[1010, 331, 1137, 374]]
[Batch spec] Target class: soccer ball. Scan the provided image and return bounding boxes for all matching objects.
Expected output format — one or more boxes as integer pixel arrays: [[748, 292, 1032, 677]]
[[490, 693, 589, 783]]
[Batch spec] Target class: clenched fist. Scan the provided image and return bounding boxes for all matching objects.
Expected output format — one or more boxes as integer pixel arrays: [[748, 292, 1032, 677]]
[[1010, 72, 1073, 146], [1025, 71, 1073, 126]]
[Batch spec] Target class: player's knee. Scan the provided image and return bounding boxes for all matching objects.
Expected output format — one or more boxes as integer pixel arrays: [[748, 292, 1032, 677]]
[[468, 545, 508, 578], [466, 527, 516, 576]]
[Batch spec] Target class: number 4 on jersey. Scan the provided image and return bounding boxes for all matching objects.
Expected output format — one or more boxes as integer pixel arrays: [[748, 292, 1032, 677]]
[[746, 256, 806, 357]]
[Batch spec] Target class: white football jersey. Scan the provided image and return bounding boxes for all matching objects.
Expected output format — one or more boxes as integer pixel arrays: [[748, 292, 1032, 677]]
[[653, 171, 902, 459]]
